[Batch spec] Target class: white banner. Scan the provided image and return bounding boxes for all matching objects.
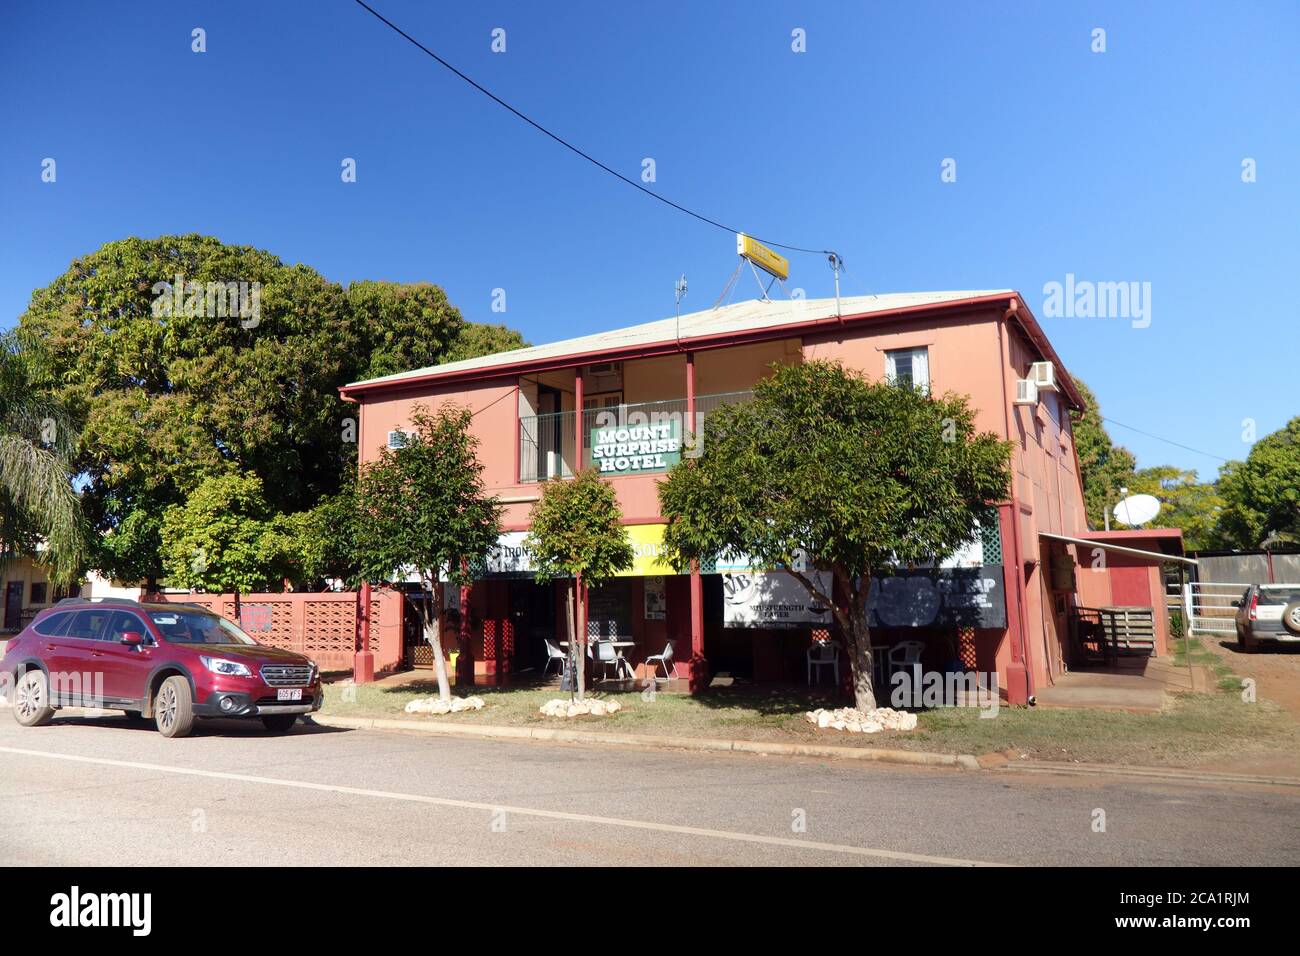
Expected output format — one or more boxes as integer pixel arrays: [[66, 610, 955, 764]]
[[485, 531, 534, 576]]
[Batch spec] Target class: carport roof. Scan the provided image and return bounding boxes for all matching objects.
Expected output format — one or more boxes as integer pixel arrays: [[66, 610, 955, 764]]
[[1041, 531, 1196, 566]]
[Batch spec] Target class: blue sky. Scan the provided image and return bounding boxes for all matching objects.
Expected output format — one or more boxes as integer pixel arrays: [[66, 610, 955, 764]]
[[2, 1, 1296, 477]]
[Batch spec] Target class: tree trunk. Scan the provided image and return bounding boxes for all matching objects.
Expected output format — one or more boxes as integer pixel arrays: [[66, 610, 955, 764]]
[[565, 581, 577, 701], [846, 598, 877, 711], [571, 580, 586, 702], [425, 581, 451, 704]]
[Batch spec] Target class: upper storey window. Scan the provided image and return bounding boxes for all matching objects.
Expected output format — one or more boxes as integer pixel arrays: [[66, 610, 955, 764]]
[[885, 347, 930, 393]]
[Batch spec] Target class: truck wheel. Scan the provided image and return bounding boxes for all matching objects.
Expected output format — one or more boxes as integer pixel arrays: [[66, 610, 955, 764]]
[[261, 714, 298, 733], [1282, 602, 1300, 636], [154, 676, 195, 738], [13, 669, 54, 727]]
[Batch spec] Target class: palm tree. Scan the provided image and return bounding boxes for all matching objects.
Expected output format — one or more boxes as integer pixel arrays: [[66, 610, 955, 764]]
[[0, 333, 85, 584]]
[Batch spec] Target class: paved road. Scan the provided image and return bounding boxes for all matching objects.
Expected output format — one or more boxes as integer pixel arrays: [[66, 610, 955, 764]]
[[1, 713, 1298, 866]]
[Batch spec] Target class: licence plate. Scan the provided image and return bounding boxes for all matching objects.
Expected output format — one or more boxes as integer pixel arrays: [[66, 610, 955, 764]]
[[277, 688, 303, 701]]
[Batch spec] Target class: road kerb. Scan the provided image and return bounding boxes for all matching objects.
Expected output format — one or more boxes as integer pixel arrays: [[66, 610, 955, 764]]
[[310, 713, 975, 768], [1001, 759, 1300, 788]]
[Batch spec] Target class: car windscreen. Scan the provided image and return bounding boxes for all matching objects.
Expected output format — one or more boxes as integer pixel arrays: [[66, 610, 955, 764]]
[[147, 609, 257, 645], [1260, 587, 1300, 604]]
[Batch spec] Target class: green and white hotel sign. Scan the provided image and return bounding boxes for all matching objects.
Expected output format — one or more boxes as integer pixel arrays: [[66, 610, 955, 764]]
[[590, 419, 682, 475]]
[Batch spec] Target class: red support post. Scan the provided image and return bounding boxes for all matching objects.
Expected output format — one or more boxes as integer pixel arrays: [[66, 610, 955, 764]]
[[574, 367, 587, 670], [685, 351, 709, 693], [354, 579, 375, 684]]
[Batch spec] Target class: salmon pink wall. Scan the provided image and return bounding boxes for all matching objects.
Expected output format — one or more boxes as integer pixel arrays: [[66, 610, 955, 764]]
[[351, 301, 1098, 700]]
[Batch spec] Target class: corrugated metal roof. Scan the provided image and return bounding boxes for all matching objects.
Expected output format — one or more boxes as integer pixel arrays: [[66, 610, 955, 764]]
[[344, 290, 1012, 389]]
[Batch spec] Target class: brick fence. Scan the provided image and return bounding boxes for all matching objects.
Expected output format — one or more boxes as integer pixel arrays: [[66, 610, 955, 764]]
[[153, 590, 404, 675]]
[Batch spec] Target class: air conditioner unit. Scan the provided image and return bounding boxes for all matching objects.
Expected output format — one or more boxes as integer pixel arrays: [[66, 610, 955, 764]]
[[387, 429, 410, 449], [1030, 361, 1058, 391], [1014, 378, 1039, 405]]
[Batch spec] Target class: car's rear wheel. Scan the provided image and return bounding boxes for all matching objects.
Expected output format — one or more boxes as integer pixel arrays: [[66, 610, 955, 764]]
[[13, 669, 54, 727], [1241, 630, 1257, 653], [261, 714, 298, 733], [154, 676, 195, 738]]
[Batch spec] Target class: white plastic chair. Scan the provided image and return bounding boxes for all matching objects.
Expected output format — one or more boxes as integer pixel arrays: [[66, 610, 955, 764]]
[[806, 640, 839, 686], [543, 639, 566, 677], [645, 641, 675, 682], [594, 640, 620, 680], [888, 640, 925, 692]]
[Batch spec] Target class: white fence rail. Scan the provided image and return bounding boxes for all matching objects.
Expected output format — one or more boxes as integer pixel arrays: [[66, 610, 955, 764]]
[[1171, 581, 1249, 637]]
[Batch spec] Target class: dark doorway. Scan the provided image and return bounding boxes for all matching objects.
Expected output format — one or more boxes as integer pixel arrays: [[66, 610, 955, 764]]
[[4, 581, 23, 631], [509, 579, 558, 672]]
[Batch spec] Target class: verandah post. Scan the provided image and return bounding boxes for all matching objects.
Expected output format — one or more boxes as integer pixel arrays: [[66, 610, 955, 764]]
[[686, 350, 709, 693]]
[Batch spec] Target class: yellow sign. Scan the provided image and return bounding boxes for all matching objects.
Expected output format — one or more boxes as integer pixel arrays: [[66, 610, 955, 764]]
[[736, 233, 790, 281], [618, 524, 679, 577]]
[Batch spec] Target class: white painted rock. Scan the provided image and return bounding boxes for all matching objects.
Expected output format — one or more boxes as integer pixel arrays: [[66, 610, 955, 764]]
[[805, 706, 917, 733], [404, 695, 485, 715], [539, 697, 623, 718]]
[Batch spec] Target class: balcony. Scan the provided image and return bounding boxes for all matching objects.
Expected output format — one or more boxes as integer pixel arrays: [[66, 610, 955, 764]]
[[518, 390, 753, 483]]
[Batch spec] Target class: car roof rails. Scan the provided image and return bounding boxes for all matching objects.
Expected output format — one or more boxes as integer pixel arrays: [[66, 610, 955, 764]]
[[55, 596, 140, 606]]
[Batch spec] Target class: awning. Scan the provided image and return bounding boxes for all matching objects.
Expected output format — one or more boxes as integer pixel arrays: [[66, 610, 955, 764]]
[[1039, 532, 1198, 567]]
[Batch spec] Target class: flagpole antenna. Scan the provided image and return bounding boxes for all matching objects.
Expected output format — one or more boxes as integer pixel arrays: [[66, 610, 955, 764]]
[[675, 274, 688, 345], [827, 252, 844, 320]]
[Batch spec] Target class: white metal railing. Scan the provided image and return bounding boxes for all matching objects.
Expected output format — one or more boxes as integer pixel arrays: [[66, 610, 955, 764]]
[[1173, 581, 1251, 636], [518, 390, 753, 483]]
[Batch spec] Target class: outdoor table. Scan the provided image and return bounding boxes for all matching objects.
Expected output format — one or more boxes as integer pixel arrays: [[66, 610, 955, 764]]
[[561, 640, 636, 679]]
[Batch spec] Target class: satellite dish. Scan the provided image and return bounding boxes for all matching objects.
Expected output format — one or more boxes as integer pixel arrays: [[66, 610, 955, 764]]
[[1112, 493, 1161, 527]]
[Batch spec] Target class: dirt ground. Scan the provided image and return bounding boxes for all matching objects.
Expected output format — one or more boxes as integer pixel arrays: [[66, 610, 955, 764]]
[[1199, 635, 1300, 777], [1205, 634, 1300, 719]]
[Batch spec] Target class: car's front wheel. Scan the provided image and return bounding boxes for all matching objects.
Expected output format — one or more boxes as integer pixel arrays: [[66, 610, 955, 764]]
[[261, 714, 298, 733], [13, 669, 54, 727], [154, 676, 196, 738]]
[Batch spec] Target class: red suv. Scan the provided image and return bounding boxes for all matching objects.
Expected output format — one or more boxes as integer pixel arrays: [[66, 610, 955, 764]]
[[1, 598, 322, 738]]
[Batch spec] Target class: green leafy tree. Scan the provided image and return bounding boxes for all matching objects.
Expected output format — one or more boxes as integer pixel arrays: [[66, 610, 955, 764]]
[[346, 280, 466, 380], [658, 361, 1011, 711], [1127, 466, 1224, 550], [16, 236, 528, 583], [159, 472, 287, 594], [524, 469, 634, 701], [1069, 378, 1137, 528], [1216, 416, 1300, 549], [17, 236, 355, 582], [443, 322, 529, 363], [0, 334, 86, 583], [271, 480, 360, 589], [353, 406, 501, 703]]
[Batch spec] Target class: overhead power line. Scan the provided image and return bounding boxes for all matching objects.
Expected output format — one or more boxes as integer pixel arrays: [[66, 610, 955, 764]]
[[350, 0, 833, 257], [1100, 416, 1231, 464]]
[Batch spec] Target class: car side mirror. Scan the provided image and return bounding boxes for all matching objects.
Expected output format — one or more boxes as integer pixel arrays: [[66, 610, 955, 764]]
[[1230, 600, 1241, 608], [120, 631, 145, 646]]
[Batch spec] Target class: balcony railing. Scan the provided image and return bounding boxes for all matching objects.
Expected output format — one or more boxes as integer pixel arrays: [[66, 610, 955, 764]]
[[518, 390, 753, 483]]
